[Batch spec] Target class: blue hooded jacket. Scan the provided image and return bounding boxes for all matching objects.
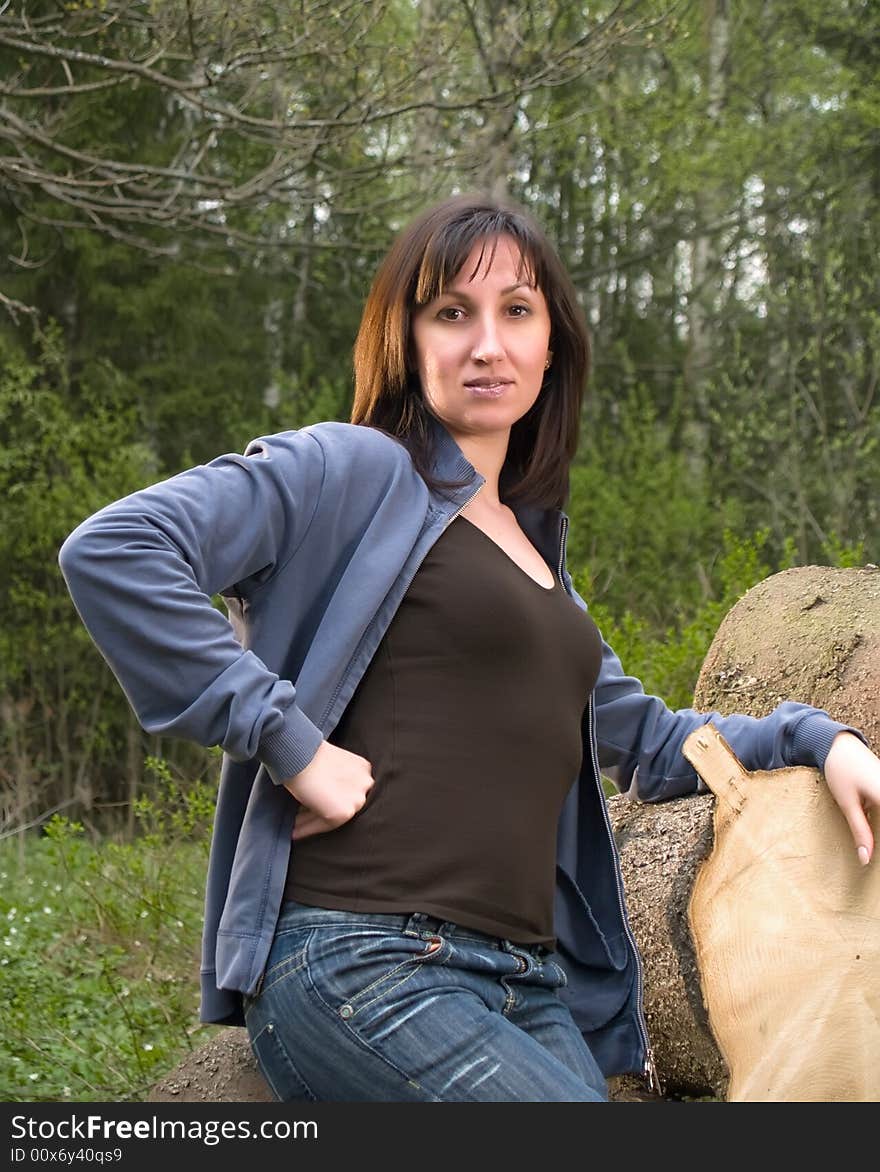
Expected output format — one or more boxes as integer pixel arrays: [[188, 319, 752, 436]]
[[58, 415, 854, 1082]]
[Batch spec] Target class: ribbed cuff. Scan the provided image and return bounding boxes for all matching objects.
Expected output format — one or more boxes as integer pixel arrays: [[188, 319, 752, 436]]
[[789, 712, 867, 770], [259, 707, 324, 784]]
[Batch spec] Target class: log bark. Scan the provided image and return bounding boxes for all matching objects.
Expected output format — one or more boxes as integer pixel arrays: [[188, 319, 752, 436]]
[[149, 1029, 273, 1103], [605, 790, 724, 1100]]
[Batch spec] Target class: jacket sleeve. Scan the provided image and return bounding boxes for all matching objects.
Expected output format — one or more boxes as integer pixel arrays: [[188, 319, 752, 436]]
[[58, 429, 327, 784], [566, 583, 864, 803]]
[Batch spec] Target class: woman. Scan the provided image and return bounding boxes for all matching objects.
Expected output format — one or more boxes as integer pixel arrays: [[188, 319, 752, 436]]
[[59, 195, 880, 1102]]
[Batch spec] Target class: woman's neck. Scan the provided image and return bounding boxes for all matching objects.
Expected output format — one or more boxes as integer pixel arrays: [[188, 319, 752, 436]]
[[451, 429, 509, 508]]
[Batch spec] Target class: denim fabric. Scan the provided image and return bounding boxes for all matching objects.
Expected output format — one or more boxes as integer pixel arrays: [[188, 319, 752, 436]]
[[243, 901, 608, 1102]]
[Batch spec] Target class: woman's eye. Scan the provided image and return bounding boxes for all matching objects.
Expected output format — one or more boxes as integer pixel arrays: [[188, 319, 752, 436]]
[[508, 303, 531, 317], [437, 306, 465, 321]]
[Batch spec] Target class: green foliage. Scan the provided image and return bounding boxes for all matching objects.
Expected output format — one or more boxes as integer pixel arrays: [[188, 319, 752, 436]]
[[134, 758, 219, 845], [0, 326, 153, 673], [820, 534, 867, 570], [0, 326, 160, 823], [567, 390, 746, 628], [576, 523, 863, 717], [576, 529, 772, 712], [0, 773, 215, 1103]]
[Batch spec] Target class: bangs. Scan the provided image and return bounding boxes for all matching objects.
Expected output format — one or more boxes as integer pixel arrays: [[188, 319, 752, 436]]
[[413, 215, 544, 306]]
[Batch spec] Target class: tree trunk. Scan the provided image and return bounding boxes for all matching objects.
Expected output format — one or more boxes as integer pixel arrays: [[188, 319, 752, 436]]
[[683, 0, 730, 472]]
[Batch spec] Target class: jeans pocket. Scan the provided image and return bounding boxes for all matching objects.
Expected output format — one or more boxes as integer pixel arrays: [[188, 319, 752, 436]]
[[306, 926, 452, 1019], [259, 925, 313, 996], [247, 1018, 316, 1103]]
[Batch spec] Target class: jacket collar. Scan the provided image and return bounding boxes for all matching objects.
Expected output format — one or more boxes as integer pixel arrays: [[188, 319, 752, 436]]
[[425, 412, 483, 500], [425, 413, 567, 572]]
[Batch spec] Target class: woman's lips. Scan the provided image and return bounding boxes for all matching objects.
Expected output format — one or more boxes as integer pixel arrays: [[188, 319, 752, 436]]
[[464, 379, 512, 397]]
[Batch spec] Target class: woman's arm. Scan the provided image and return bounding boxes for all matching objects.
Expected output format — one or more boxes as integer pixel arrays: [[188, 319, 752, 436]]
[[58, 429, 327, 782], [572, 587, 878, 864], [591, 636, 858, 799]]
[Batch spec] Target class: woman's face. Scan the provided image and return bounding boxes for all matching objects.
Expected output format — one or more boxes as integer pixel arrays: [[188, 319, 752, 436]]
[[411, 234, 552, 445]]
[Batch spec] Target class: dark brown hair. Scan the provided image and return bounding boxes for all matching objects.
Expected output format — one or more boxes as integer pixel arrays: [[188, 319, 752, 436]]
[[351, 194, 590, 509]]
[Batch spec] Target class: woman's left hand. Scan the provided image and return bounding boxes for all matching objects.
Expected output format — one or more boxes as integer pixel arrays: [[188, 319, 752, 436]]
[[822, 731, 880, 865]]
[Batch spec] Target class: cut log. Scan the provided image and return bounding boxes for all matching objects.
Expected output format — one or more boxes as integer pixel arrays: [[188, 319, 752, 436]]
[[605, 790, 725, 1100], [694, 565, 880, 748], [684, 723, 880, 1102], [609, 565, 880, 1099]]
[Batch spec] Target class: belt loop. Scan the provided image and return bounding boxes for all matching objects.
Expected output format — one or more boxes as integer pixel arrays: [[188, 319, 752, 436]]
[[403, 911, 427, 938]]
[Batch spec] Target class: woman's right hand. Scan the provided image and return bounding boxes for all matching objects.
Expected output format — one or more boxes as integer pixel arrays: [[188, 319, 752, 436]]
[[283, 740, 376, 841]]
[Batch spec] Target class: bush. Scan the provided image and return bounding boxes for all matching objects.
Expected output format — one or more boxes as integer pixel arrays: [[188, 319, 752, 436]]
[[0, 766, 216, 1102]]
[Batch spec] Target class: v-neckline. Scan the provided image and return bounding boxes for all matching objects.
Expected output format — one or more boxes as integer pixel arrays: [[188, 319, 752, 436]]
[[456, 515, 557, 592]]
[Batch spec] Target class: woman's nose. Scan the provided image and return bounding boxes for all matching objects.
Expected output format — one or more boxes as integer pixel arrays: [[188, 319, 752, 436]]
[[470, 315, 505, 364]]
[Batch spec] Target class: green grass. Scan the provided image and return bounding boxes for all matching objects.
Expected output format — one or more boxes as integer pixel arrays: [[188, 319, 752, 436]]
[[0, 763, 219, 1102]]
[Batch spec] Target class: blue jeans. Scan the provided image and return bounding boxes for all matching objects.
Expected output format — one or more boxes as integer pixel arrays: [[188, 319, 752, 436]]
[[244, 901, 608, 1102]]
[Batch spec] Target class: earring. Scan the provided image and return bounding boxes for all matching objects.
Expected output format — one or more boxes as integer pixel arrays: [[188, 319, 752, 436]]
[[544, 357, 552, 371]]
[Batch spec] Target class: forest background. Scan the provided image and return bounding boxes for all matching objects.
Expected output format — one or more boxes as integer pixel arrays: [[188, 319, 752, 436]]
[[1, 0, 877, 1100]]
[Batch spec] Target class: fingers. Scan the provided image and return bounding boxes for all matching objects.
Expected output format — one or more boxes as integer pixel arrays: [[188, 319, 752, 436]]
[[842, 802, 874, 866], [291, 765, 375, 841], [292, 807, 350, 841], [822, 732, 879, 864], [283, 742, 375, 832], [292, 809, 334, 841]]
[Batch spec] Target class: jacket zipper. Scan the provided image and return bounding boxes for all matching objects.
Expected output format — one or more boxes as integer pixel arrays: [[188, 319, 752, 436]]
[[445, 483, 484, 529], [586, 697, 660, 1094], [556, 516, 661, 1096], [556, 513, 568, 586]]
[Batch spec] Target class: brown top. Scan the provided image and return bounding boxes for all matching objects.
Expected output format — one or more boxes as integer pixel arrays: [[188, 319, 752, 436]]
[[284, 514, 603, 945]]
